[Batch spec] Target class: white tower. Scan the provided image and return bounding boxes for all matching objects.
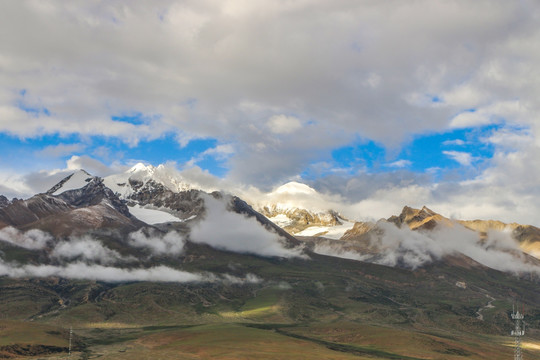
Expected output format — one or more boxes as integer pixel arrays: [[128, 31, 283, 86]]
[[511, 304, 524, 360], [68, 326, 73, 358]]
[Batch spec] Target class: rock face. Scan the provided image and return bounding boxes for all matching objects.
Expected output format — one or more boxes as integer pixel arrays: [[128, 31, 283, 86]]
[[126, 182, 205, 220], [104, 164, 205, 221], [387, 206, 451, 231], [0, 195, 10, 208], [341, 221, 375, 241], [0, 195, 73, 229], [0, 171, 143, 236], [259, 206, 343, 234], [333, 206, 540, 266], [231, 196, 300, 247], [459, 219, 540, 258], [53, 177, 132, 218]]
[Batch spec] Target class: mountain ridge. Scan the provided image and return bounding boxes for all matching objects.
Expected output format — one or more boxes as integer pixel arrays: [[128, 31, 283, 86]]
[[0, 168, 539, 359]]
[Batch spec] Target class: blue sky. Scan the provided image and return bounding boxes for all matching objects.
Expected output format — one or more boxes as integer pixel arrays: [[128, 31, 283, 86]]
[[0, 120, 505, 193], [1, 1, 540, 225], [0, 132, 229, 177]]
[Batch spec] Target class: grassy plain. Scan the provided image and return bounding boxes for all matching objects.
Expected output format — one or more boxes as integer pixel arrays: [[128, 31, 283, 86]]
[[0, 245, 540, 359]]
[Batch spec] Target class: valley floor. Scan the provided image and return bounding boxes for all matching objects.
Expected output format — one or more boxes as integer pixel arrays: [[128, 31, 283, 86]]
[[2, 320, 539, 360]]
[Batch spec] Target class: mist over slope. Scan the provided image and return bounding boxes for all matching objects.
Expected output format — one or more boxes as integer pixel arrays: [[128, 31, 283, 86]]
[[0, 168, 304, 283], [304, 206, 540, 276], [1, 166, 540, 283], [1, 167, 540, 360]]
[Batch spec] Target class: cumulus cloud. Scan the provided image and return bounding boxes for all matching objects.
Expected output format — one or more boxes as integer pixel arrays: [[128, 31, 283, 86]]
[[0, 171, 35, 199], [266, 115, 302, 134], [0, 227, 52, 250], [190, 194, 304, 258], [2, 1, 540, 230], [4, 0, 537, 186], [65, 155, 117, 176], [186, 144, 235, 168], [37, 143, 85, 158], [128, 229, 185, 256]]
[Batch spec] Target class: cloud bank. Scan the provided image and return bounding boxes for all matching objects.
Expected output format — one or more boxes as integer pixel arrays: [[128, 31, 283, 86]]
[[51, 236, 131, 265], [190, 194, 304, 258], [314, 221, 540, 275], [0, 261, 205, 283], [128, 229, 186, 256], [0, 227, 52, 250], [0, 226, 263, 284]]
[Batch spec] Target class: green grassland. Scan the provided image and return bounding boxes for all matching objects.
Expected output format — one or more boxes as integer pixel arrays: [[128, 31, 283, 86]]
[[0, 243, 539, 359]]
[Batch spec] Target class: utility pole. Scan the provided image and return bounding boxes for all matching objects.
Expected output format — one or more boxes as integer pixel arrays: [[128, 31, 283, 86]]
[[68, 326, 72, 358], [511, 304, 524, 360]]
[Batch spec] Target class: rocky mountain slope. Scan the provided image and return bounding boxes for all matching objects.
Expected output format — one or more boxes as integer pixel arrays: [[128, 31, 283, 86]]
[[0, 170, 143, 237], [0, 168, 539, 358], [298, 205, 540, 276]]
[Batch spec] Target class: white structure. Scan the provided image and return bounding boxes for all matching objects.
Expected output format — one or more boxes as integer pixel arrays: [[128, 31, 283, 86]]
[[511, 304, 524, 360], [68, 326, 73, 358]]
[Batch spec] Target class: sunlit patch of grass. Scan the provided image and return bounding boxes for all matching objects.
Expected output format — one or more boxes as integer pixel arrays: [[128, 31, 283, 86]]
[[522, 341, 540, 351], [220, 304, 281, 319]]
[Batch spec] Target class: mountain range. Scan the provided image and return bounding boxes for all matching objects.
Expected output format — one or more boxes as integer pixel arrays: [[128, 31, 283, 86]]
[[0, 164, 539, 359]]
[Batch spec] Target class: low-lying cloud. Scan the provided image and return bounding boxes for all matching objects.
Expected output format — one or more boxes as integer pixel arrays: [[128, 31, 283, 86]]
[[0, 224, 267, 284], [314, 220, 540, 274], [0, 227, 52, 250], [51, 236, 130, 265], [190, 194, 304, 258], [0, 261, 204, 283], [128, 229, 185, 255]]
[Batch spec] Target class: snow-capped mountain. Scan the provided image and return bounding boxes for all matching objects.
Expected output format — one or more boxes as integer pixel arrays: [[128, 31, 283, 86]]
[[102, 164, 353, 239], [0, 170, 143, 236], [103, 163, 201, 225], [2, 165, 540, 276], [104, 163, 195, 198], [253, 182, 355, 239], [5, 166, 298, 247]]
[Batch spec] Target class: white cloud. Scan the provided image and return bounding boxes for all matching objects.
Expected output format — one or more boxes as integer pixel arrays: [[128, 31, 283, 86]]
[[0, 260, 205, 283], [387, 159, 412, 168], [1, 1, 540, 227], [3, 1, 537, 186], [66, 155, 117, 176], [0, 227, 52, 250], [128, 229, 185, 256], [442, 139, 466, 146], [0, 171, 35, 199], [186, 144, 235, 167], [51, 236, 129, 264], [443, 150, 474, 166], [37, 143, 85, 158], [316, 220, 540, 274], [190, 194, 305, 258], [266, 115, 302, 134]]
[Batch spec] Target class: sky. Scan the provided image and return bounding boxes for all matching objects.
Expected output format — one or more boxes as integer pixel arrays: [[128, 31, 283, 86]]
[[1, 0, 540, 225]]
